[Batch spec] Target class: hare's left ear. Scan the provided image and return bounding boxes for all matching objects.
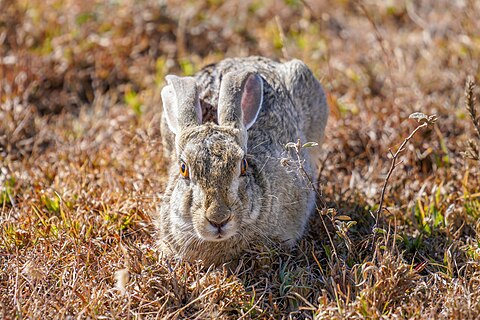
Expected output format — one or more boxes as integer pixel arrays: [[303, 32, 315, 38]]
[[217, 71, 263, 130], [161, 75, 202, 135]]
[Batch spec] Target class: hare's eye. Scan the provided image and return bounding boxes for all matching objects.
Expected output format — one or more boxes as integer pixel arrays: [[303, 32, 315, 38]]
[[179, 161, 189, 178], [240, 158, 248, 176]]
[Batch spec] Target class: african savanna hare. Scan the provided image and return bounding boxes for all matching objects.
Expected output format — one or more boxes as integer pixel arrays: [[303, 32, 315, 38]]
[[157, 56, 328, 265]]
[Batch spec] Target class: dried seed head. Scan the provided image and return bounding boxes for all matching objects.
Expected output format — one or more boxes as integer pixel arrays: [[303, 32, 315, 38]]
[[465, 76, 480, 139]]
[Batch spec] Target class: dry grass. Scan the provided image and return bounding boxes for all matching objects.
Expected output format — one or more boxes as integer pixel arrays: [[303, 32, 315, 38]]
[[1, 0, 480, 318]]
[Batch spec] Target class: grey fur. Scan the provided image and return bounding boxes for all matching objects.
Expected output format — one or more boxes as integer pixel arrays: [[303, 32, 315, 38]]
[[161, 75, 202, 137], [217, 71, 263, 132], [157, 56, 329, 265]]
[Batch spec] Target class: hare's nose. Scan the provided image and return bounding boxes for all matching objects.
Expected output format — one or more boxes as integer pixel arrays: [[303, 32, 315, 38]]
[[206, 215, 231, 229]]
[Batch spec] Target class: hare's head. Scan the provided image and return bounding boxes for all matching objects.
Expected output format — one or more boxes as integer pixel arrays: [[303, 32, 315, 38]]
[[161, 71, 263, 242]]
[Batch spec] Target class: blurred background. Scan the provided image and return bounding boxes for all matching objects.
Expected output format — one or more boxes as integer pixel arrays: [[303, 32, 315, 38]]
[[2, 0, 478, 114]]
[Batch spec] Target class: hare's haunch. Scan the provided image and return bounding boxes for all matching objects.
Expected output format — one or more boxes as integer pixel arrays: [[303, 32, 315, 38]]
[[157, 56, 328, 265]]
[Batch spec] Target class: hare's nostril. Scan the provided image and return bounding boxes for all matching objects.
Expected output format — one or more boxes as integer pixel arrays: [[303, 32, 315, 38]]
[[206, 215, 231, 229]]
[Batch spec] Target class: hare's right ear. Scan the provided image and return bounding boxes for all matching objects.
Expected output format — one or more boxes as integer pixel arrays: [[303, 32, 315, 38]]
[[161, 75, 202, 135], [218, 71, 263, 130]]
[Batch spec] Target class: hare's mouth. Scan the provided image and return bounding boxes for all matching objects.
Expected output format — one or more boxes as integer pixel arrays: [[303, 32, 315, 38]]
[[201, 229, 236, 242], [197, 218, 237, 242], [210, 233, 233, 242]]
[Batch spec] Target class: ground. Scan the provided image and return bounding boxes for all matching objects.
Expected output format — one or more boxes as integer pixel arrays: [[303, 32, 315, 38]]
[[1, 0, 480, 318]]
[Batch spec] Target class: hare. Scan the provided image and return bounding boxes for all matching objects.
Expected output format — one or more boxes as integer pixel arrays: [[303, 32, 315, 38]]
[[157, 56, 328, 265]]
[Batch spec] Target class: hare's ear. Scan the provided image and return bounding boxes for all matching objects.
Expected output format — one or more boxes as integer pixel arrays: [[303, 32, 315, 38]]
[[161, 75, 202, 135], [218, 71, 263, 130]]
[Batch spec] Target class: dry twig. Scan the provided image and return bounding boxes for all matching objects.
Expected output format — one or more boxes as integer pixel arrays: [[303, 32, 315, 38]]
[[375, 113, 438, 226]]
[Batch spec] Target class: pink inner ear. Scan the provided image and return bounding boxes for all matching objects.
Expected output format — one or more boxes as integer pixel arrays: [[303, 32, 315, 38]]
[[241, 74, 263, 129]]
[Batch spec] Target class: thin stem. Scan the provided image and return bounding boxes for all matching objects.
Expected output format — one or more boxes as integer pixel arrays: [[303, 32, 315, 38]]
[[293, 139, 336, 258], [375, 122, 428, 225]]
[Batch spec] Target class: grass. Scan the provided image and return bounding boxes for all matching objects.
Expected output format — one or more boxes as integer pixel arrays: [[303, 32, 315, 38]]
[[1, 0, 480, 318]]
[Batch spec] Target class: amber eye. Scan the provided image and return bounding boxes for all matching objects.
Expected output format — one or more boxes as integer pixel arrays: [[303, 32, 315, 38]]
[[241, 158, 248, 176], [179, 161, 189, 178]]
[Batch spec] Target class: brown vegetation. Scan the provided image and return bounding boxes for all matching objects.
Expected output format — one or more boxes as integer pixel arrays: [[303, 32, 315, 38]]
[[1, 0, 479, 318]]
